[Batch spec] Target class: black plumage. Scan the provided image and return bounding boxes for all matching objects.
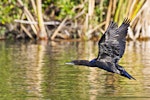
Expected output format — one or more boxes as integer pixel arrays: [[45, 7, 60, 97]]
[[67, 18, 135, 80]]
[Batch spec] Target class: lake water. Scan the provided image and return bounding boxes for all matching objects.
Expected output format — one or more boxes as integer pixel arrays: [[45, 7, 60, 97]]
[[0, 40, 150, 100]]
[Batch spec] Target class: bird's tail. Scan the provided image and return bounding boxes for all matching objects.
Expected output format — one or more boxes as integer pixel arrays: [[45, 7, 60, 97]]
[[117, 64, 136, 80], [121, 70, 136, 80]]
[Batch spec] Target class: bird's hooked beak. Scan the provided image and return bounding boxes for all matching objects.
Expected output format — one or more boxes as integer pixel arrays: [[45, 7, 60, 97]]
[[65, 62, 75, 65]]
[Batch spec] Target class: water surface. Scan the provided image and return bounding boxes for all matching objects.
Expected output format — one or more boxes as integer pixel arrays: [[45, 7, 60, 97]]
[[0, 40, 150, 100]]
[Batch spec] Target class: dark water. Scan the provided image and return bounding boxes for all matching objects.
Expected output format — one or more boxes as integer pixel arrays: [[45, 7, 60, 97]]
[[0, 40, 150, 100]]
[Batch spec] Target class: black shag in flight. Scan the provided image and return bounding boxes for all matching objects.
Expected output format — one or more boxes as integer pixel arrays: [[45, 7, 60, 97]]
[[67, 18, 135, 80]]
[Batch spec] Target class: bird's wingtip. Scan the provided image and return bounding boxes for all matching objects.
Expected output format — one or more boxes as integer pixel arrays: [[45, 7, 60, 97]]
[[123, 18, 131, 25]]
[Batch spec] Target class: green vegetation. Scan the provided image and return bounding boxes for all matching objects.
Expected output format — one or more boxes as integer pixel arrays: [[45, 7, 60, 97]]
[[0, 0, 147, 40], [0, 0, 20, 24]]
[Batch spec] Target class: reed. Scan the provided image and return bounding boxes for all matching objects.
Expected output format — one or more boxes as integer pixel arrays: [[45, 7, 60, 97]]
[[36, 0, 47, 40], [0, 0, 147, 40]]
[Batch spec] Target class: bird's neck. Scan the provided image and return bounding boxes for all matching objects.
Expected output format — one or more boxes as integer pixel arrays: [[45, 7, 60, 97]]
[[89, 58, 97, 66]]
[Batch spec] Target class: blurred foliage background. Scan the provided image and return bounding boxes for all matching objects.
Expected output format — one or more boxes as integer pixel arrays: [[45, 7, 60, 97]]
[[0, 0, 149, 40]]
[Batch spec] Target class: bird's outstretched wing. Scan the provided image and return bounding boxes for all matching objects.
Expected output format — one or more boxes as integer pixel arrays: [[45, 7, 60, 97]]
[[117, 19, 130, 58], [97, 19, 130, 63]]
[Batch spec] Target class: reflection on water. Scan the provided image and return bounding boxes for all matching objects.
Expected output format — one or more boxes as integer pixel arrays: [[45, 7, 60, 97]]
[[0, 40, 150, 100]]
